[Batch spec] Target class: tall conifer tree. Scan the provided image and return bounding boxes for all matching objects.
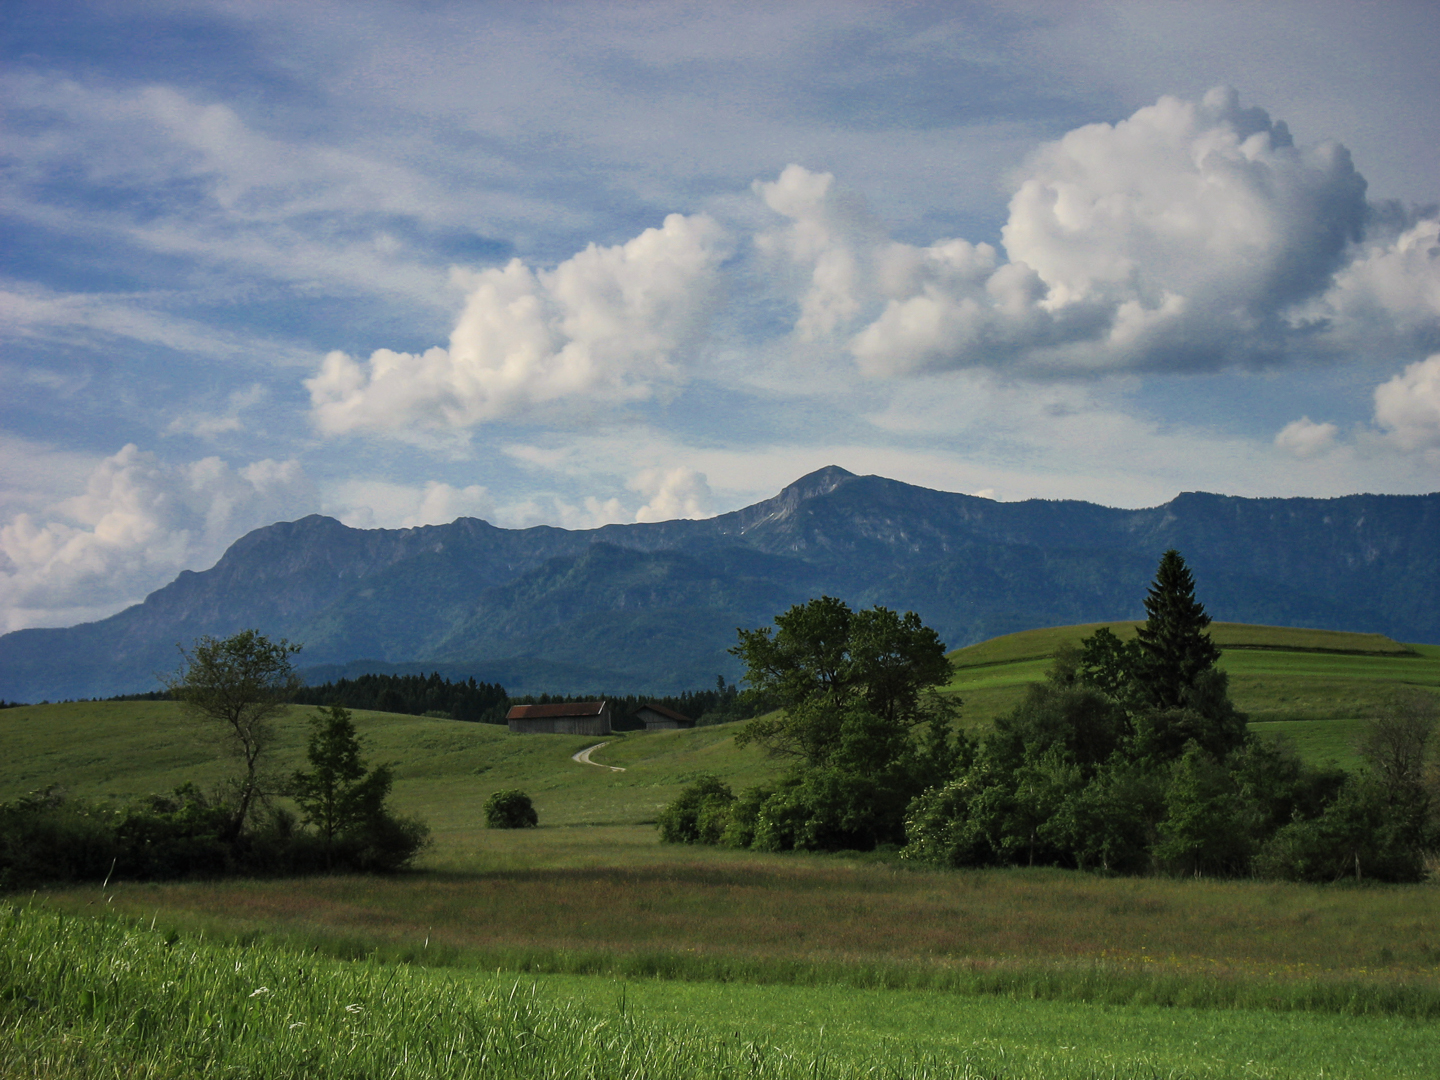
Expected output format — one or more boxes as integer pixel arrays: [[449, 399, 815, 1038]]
[[1134, 550, 1221, 709]]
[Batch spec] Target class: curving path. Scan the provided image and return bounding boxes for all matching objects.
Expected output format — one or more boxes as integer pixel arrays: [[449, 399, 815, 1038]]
[[572, 742, 626, 771]]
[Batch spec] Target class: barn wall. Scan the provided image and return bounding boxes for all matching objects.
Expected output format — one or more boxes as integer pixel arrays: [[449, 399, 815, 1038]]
[[508, 711, 611, 735], [636, 707, 692, 731]]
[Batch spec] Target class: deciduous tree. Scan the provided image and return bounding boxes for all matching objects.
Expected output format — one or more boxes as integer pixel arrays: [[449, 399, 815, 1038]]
[[166, 630, 301, 839], [732, 597, 952, 766]]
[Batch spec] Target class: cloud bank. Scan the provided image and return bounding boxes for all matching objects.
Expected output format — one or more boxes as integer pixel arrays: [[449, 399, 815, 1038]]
[[0, 445, 317, 632], [633, 467, 713, 523], [308, 88, 1439, 447], [827, 88, 1376, 375]]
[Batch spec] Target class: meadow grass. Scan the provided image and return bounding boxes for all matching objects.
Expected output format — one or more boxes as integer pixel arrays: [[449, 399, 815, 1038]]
[[0, 701, 784, 842], [5, 901, 1438, 1079], [948, 623, 1416, 669], [37, 855, 1440, 1017], [1248, 719, 1369, 770], [944, 625, 1440, 732], [8, 624, 1440, 1077], [544, 972, 1440, 1079]]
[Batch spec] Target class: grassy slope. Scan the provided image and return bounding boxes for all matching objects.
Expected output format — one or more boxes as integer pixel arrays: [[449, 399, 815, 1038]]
[[944, 625, 1440, 765], [0, 701, 783, 850], [5, 631, 1440, 989], [7, 624, 1440, 1076]]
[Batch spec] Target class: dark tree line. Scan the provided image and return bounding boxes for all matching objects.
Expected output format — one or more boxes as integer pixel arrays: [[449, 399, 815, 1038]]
[[902, 551, 1437, 881], [292, 672, 509, 724], [114, 671, 755, 728], [508, 678, 760, 730], [663, 552, 1439, 883]]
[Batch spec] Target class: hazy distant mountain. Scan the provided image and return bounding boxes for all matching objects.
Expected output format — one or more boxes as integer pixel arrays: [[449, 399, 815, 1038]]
[[3, 466, 1437, 702]]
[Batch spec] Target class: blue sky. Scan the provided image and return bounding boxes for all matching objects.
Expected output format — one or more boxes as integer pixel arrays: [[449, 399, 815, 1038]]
[[3, 0, 1439, 632]]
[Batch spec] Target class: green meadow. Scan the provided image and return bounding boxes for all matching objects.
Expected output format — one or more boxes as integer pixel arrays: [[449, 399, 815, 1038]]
[[946, 623, 1440, 762], [4, 621, 1440, 1078]]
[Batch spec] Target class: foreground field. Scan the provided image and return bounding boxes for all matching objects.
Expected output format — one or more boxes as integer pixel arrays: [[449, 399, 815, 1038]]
[[44, 852, 1440, 1015], [5, 620, 1440, 1077], [5, 903, 1438, 1080]]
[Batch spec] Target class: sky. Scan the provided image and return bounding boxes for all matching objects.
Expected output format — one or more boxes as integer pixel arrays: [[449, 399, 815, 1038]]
[[2, 0, 1439, 634]]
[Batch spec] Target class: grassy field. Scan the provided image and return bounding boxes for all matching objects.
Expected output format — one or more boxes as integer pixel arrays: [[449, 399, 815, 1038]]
[[5, 902, 1440, 1080], [945, 623, 1440, 753], [9, 903, 1440, 1080], [5, 621, 1440, 1077]]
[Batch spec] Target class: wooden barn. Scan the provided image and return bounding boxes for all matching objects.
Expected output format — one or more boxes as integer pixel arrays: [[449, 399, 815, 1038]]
[[506, 700, 612, 735], [635, 702, 695, 730]]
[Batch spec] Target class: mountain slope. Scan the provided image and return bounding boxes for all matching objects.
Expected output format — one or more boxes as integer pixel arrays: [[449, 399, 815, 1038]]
[[2, 467, 1437, 701]]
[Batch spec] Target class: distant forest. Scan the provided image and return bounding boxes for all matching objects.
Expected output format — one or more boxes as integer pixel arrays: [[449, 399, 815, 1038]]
[[110, 672, 758, 729]]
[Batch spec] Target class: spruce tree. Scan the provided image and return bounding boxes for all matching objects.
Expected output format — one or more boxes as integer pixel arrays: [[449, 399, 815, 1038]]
[[290, 705, 395, 868], [1134, 549, 1221, 710]]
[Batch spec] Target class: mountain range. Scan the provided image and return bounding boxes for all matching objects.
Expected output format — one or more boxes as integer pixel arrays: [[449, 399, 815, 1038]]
[[3, 466, 1438, 703]]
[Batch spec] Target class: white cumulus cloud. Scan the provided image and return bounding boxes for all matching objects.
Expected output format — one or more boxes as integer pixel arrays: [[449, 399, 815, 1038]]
[[1275, 417, 1339, 458], [307, 212, 729, 434], [0, 445, 317, 632], [754, 165, 877, 342], [324, 480, 496, 530], [632, 467, 713, 523], [1315, 214, 1440, 350], [846, 87, 1370, 375], [1373, 354, 1440, 450]]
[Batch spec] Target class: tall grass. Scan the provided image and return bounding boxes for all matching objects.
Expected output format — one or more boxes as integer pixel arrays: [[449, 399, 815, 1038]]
[[0, 901, 1332, 1080], [51, 862, 1440, 991], [0, 902, 862, 1079], [36, 868, 1440, 1021]]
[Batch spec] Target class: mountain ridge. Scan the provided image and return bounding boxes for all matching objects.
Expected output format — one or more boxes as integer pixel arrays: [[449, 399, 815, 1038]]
[[2, 467, 1437, 701]]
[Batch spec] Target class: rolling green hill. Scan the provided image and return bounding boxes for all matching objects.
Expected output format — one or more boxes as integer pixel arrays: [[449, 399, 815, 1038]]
[[4, 621, 1436, 845], [6, 624, 1440, 1079], [0, 699, 786, 867], [944, 622, 1440, 768]]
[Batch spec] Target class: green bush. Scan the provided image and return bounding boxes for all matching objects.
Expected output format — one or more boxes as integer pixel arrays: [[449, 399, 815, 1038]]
[[484, 789, 538, 829], [0, 781, 429, 886], [720, 786, 772, 848], [0, 786, 118, 889], [657, 775, 733, 844], [1254, 773, 1429, 883]]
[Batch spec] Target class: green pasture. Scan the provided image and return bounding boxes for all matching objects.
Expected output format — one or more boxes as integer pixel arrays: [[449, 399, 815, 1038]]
[[6, 621, 1440, 1077], [545, 973, 1440, 1079], [0, 700, 783, 845], [6, 903, 1437, 1080], [945, 623, 1440, 742]]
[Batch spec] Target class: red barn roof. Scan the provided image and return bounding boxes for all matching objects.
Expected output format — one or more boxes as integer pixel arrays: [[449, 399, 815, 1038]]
[[506, 701, 608, 720]]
